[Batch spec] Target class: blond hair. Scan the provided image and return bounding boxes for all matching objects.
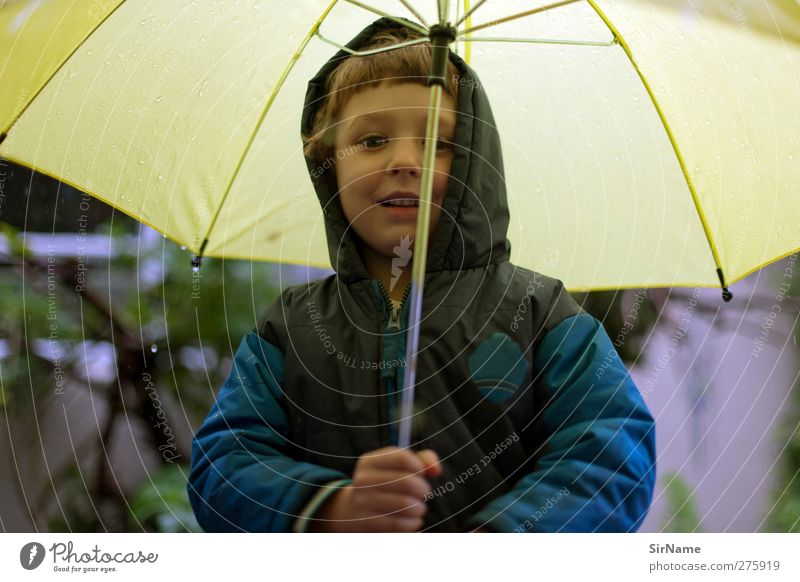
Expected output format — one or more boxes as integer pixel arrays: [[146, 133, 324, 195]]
[[303, 26, 460, 164]]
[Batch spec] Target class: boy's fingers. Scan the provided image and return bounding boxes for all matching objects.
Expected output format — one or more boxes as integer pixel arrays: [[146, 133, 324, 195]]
[[416, 449, 442, 478], [355, 492, 427, 519], [354, 470, 431, 500], [361, 447, 424, 473]]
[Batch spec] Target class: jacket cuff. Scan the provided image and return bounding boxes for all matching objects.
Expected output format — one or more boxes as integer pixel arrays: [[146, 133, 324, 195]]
[[292, 479, 352, 533]]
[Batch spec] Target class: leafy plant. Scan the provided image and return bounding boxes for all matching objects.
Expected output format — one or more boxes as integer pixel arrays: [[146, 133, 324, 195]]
[[1, 200, 283, 531], [661, 471, 703, 533], [128, 464, 201, 532]]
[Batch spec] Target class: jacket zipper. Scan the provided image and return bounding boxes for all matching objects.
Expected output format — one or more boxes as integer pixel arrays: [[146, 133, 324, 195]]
[[373, 279, 412, 445], [375, 279, 411, 330]]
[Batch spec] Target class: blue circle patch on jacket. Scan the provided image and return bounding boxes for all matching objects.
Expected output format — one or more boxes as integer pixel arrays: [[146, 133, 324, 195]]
[[468, 332, 530, 404]]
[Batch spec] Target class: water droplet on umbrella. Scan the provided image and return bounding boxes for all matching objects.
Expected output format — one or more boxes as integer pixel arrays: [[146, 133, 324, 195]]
[[192, 265, 200, 273], [155, 95, 163, 103], [138, 159, 145, 165], [150, 344, 158, 353], [158, 175, 164, 181], [180, 245, 186, 251]]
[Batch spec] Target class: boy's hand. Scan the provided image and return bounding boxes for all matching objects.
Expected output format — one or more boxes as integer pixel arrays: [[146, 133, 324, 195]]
[[310, 447, 441, 533]]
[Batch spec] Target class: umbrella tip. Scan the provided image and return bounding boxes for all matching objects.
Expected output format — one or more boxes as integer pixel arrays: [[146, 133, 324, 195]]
[[721, 288, 733, 302], [191, 239, 208, 272], [716, 268, 733, 303], [0, 132, 6, 146]]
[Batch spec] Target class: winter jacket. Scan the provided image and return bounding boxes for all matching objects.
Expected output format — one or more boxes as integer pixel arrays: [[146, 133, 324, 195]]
[[187, 16, 656, 532]]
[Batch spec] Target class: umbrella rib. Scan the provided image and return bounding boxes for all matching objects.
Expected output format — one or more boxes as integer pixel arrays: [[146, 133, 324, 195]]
[[455, 35, 617, 47], [462, 0, 474, 65], [343, 0, 428, 34], [458, 0, 581, 36], [438, 0, 451, 24], [398, 0, 429, 28], [315, 32, 430, 55], [0, 1, 127, 139], [196, 0, 341, 263], [585, 0, 731, 298], [454, 0, 488, 28]]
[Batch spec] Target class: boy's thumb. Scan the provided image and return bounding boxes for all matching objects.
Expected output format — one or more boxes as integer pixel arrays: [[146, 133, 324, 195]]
[[416, 449, 442, 478]]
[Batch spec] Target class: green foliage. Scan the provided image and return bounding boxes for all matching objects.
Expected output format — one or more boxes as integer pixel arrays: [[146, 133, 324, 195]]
[[661, 472, 703, 533], [128, 464, 201, 532], [1, 212, 284, 531], [764, 256, 800, 532], [47, 464, 112, 533], [765, 377, 800, 532]]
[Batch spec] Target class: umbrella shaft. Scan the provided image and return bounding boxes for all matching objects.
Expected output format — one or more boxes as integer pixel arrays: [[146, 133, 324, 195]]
[[397, 84, 444, 449]]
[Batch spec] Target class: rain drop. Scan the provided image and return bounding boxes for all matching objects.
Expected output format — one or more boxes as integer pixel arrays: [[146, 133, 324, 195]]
[[192, 265, 200, 273], [150, 344, 158, 353], [158, 175, 164, 180], [180, 245, 187, 251], [138, 159, 145, 165], [155, 96, 163, 103]]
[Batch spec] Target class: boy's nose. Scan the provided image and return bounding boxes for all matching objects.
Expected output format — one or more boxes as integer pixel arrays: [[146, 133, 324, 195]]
[[385, 138, 421, 177]]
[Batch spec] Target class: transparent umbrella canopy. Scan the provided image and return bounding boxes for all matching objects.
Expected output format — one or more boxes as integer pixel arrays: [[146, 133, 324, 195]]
[[2, 0, 799, 445]]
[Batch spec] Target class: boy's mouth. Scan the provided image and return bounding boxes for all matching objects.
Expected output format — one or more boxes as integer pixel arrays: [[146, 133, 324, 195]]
[[379, 192, 420, 208], [379, 199, 419, 207]]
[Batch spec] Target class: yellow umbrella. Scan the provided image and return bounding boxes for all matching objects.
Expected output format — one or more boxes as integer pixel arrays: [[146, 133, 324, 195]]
[[1, 0, 799, 298]]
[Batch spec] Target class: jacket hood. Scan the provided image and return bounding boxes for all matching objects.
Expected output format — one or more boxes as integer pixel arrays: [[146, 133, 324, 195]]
[[301, 17, 511, 284]]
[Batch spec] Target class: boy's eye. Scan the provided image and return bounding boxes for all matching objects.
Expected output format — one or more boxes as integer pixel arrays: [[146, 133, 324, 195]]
[[435, 137, 453, 152], [358, 135, 388, 149], [423, 137, 453, 152]]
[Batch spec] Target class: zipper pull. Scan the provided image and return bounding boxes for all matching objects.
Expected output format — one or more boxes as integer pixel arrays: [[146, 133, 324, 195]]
[[387, 302, 401, 330]]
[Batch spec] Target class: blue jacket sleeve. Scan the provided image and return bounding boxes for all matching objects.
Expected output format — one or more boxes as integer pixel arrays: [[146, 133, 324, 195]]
[[187, 331, 349, 532], [465, 313, 656, 532]]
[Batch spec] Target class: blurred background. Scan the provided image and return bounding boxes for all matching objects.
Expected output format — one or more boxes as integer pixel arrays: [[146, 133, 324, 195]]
[[0, 159, 797, 533]]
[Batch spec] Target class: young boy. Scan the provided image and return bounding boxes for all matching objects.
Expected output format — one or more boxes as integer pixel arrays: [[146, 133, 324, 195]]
[[187, 17, 656, 533]]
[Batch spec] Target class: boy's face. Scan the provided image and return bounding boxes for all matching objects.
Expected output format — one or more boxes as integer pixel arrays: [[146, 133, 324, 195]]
[[333, 82, 456, 262]]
